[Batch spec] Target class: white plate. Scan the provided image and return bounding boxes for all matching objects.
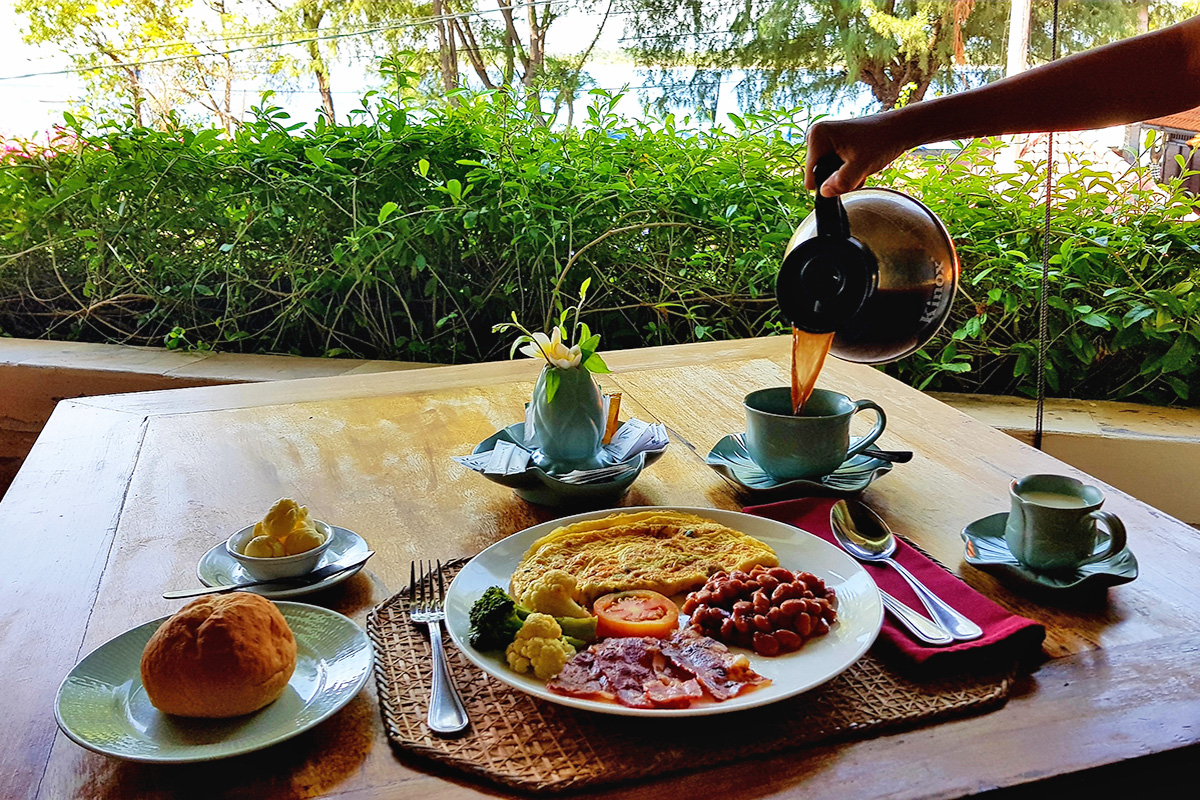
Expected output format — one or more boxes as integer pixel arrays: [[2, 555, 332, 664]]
[[444, 506, 884, 717], [197, 526, 369, 598], [55, 602, 373, 763]]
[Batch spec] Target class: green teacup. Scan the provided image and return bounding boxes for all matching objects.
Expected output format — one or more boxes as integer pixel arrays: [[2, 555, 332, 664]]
[[1005, 474, 1127, 572], [743, 388, 886, 481]]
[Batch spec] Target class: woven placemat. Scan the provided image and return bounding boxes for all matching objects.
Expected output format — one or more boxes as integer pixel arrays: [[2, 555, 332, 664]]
[[368, 560, 1015, 794]]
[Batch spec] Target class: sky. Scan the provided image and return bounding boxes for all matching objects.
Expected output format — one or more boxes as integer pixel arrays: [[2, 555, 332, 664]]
[[0, 2, 651, 137], [0, 4, 80, 137], [0, 1, 1135, 145]]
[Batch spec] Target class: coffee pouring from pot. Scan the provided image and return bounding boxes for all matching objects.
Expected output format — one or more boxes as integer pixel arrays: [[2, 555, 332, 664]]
[[777, 154, 960, 364]]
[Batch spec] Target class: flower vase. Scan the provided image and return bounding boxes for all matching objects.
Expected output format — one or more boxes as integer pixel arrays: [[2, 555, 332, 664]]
[[527, 365, 607, 474]]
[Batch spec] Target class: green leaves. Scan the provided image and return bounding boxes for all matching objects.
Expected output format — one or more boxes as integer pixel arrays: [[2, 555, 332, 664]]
[[582, 352, 610, 374], [6, 94, 1200, 411], [543, 368, 561, 403], [304, 147, 328, 167]]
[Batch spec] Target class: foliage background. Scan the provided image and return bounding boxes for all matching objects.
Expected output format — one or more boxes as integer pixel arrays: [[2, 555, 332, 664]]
[[3, 89, 1200, 405]]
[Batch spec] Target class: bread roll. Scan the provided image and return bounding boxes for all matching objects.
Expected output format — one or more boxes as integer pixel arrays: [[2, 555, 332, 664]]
[[140, 592, 297, 718]]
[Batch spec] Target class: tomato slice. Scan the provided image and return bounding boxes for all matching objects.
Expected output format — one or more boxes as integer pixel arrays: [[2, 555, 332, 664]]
[[593, 590, 680, 639]]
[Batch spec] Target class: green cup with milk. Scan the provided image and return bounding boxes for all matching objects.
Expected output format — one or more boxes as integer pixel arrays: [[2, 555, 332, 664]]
[[1005, 474, 1127, 571]]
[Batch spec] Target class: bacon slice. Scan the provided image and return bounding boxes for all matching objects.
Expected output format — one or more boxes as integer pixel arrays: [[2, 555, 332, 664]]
[[592, 637, 660, 709], [547, 631, 770, 709], [549, 650, 612, 702], [644, 677, 704, 707], [660, 629, 769, 701]]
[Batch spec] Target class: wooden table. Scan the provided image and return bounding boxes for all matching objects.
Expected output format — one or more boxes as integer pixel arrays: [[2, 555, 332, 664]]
[[5, 336, 1200, 799]]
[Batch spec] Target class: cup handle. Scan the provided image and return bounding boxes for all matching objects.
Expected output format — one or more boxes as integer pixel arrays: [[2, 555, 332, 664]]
[[845, 400, 887, 459], [1083, 510, 1127, 563]]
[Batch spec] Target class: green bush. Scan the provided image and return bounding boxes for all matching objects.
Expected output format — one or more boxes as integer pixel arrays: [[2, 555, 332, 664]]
[[0, 91, 804, 363], [2, 90, 1200, 405]]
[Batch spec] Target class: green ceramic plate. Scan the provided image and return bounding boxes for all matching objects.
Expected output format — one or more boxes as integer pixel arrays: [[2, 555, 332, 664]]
[[54, 602, 373, 763], [705, 433, 894, 498], [470, 422, 666, 508], [962, 512, 1138, 592]]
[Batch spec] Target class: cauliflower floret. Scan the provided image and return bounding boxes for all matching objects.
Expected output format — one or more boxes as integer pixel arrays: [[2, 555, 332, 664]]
[[515, 569, 591, 618], [505, 613, 576, 680]]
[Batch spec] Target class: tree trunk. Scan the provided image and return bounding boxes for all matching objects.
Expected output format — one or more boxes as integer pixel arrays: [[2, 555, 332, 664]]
[[497, 0, 531, 79], [99, 43, 144, 127], [302, 7, 335, 121], [452, 19, 495, 89], [525, 3, 543, 86], [1006, 0, 1032, 76], [129, 68, 145, 127], [860, 58, 938, 109], [432, 0, 460, 102], [223, 54, 234, 135]]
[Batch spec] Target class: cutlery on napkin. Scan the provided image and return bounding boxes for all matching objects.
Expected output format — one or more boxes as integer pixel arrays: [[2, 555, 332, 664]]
[[163, 551, 375, 599], [745, 497, 1045, 671]]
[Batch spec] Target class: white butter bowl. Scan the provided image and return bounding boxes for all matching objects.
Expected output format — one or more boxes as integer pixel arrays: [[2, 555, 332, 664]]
[[226, 520, 334, 580]]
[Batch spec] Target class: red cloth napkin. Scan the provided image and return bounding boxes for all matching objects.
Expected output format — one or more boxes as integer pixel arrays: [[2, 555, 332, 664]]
[[744, 497, 1045, 672]]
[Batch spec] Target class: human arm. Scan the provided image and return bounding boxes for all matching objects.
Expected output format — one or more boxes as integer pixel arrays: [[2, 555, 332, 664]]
[[806, 15, 1200, 196]]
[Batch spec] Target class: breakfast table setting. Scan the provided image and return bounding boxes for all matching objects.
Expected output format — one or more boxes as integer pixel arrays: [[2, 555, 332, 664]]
[[6, 174, 1200, 799], [4, 333, 1200, 799]]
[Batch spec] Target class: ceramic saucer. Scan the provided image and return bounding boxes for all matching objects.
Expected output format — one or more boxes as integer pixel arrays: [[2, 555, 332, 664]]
[[470, 422, 666, 509], [961, 512, 1138, 591], [197, 525, 370, 598], [705, 433, 894, 498]]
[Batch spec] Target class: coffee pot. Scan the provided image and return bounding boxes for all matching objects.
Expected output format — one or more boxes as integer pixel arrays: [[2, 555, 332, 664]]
[[777, 155, 959, 364]]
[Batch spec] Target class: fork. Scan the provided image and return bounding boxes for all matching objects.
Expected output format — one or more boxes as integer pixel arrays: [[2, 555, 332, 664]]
[[409, 560, 469, 735]]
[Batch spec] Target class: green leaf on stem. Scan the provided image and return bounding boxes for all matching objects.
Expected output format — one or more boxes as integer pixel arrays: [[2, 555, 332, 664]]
[[583, 352, 610, 374], [509, 335, 531, 359]]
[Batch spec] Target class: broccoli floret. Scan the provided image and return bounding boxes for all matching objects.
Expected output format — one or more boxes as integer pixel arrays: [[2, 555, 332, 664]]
[[467, 586, 529, 651], [554, 615, 597, 644], [467, 586, 597, 651]]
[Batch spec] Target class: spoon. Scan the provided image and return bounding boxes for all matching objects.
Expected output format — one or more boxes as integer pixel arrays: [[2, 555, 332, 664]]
[[830, 500, 983, 642], [861, 447, 913, 464]]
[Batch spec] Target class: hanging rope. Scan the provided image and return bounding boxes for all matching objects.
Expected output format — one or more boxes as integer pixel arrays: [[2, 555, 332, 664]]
[[1034, 0, 1061, 451]]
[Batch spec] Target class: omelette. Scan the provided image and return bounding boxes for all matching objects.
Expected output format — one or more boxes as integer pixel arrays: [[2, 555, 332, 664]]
[[510, 511, 779, 605]]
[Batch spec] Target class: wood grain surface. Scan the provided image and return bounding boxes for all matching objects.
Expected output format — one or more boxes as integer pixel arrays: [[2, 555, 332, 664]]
[[6, 335, 1200, 799]]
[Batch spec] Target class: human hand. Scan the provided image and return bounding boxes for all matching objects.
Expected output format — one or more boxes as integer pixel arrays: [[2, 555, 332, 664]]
[[805, 117, 910, 197]]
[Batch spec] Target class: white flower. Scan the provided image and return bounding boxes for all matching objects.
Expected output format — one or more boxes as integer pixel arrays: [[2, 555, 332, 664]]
[[519, 328, 582, 369]]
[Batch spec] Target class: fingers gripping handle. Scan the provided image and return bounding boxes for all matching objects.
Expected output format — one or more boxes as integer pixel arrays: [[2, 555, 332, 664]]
[[814, 153, 851, 239]]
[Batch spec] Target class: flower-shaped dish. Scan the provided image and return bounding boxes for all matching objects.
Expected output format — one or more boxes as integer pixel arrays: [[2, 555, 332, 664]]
[[471, 423, 666, 509], [705, 433, 894, 499], [961, 512, 1138, 592]]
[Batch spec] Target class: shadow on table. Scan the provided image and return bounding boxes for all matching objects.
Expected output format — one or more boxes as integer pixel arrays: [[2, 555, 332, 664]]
[[70, 693, 375, 798]]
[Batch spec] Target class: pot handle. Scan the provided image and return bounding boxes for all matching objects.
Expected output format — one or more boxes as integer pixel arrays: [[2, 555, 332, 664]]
[[814, 154, 852, 240]]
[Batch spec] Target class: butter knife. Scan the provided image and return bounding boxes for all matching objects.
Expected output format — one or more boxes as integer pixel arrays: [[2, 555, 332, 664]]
[[164, 551, 375, 600]]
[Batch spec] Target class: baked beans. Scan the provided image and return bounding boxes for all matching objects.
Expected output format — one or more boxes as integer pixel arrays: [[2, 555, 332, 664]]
[[682, 565, 837, 655]]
